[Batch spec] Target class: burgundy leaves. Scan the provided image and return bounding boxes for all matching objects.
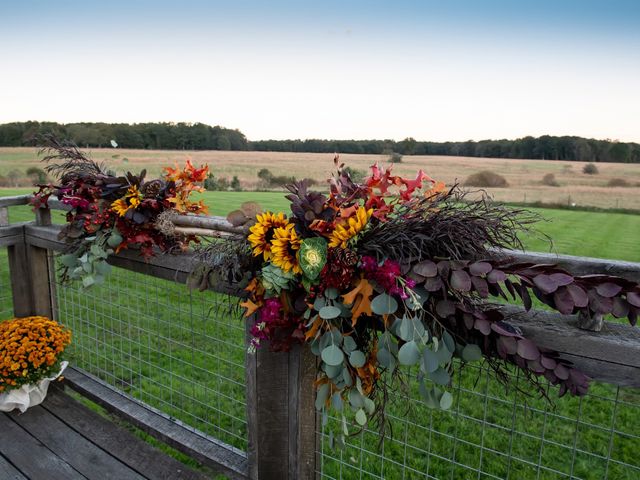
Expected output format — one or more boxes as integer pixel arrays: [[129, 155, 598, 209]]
[[412, 258, 640, 327]]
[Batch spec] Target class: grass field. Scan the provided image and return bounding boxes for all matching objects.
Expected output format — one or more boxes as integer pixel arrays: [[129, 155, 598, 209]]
[[2, 146, 640, 211], [0, 185, 638, 478]]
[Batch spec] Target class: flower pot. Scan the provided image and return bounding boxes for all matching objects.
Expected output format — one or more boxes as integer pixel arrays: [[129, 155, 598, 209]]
[[0, 361, 68, 413]]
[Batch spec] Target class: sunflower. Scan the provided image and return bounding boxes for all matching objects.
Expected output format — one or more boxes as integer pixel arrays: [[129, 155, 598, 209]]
[[247, 212, 289, 260], [111, 185, 143, 217], [328, 206, 373, 249], [270, 223, 302, 274]]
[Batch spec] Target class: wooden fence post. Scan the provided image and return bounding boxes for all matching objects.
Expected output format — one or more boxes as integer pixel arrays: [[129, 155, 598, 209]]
[[6, 207, 57, 319], [28, 207, 57, 319], [246, 322, 318, 479]]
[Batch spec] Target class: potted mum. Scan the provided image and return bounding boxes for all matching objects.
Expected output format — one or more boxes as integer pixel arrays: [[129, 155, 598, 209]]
[[0, 316, 72, 413]]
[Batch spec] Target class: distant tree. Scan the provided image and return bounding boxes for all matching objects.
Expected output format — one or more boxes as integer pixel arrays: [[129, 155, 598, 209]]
[[26, 167, 47, 183], [231, 175, 242, 191], [583, 163, 599, 175], [541, 173, 560, 187], [7, 169, 22, 187]]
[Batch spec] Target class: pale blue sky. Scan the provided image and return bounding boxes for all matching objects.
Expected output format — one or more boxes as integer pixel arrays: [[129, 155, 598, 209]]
[[1, 1, 638, 141]]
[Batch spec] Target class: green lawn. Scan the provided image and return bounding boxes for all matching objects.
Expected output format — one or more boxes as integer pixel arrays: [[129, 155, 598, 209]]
[[0, 189, 638, 479]]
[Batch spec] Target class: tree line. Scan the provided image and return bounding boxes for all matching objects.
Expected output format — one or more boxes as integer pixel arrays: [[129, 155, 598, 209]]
[[0, 121, 248, 151], [1, 121, 639, 163]]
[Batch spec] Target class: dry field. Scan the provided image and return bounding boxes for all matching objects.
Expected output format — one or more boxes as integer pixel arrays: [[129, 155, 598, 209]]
[[1, 147, 640, 210]]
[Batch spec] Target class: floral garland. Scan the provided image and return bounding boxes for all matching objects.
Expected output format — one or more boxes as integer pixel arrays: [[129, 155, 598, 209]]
[[198, 157, 640, 443], [32, 137, 208, 286], [0, 316, 71, 393]]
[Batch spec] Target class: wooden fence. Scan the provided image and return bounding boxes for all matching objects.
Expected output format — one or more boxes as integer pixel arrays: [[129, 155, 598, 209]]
[[0, 194, 638, 479]]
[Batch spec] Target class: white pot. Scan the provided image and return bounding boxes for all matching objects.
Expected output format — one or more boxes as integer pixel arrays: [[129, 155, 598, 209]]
[[0, 361, 68, 413]]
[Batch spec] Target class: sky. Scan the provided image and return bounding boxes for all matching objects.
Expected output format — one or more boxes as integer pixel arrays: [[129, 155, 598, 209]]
[[0, 0, 639, 142]]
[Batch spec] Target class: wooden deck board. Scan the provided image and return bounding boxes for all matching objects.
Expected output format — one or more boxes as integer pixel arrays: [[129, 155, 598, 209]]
[[0, 453, 28, 480], [0, 412, 86, 480], [10, 400, 146, 480], [42, 391, 210, 480], [0, 390, 213, 480]]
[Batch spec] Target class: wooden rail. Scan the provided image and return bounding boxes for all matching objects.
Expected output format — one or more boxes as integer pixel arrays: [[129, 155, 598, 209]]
[[0, 197, 639, 479]]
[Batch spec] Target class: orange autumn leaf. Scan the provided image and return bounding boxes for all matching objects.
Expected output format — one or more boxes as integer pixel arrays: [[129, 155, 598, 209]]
[[240, 299, 260, 317], [304, 316, 322, 340], [424, 181, 447, 200], [342, 277, 374, 326]]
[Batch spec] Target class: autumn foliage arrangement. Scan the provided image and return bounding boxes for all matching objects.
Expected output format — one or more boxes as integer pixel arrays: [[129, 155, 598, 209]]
[[32, 136, 209, 286], [0, 316, 71, 394], [197, 157, 640, 444]]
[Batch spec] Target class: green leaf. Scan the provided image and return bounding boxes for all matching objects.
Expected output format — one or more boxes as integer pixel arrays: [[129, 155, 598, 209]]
[[461, 344, 483, 362], [315, 384, 330, 410], [106, 231, 123, 248], [324, 287, 339, 300], [59, 254, 78, 268], [423, 348, 439, 373], [349, 350, 366, 368], [443, 331, 456, 353], [355, 409, 367, 426], [321, 345, 344, 366], [348, 389, 364, 408], [342, 368, 353, 387], [82, 275, 95, 288], [363, 397, 375, 415], [439, 391, 454, 410], [95, 261, 112, 276], [398, 341, 420, 366], [324, 363, 342, 379], [342, 336, 357, 352], [398, 316, 413, 342], [429, 367, 450, 385], [370, 293, 398, 315], [376, 348, 393, 369], [331, 392, 343, 411], [319, 305, 341, 320], [313, 297, 326, 311]]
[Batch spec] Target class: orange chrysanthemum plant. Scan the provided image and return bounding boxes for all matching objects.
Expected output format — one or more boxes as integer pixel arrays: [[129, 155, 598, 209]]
[[0, 316, 71, 394]]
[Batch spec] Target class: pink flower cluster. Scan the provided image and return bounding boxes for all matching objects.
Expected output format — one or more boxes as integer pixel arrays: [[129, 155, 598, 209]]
[[249, 297, 282, 352], [360, 256, 416, 299]]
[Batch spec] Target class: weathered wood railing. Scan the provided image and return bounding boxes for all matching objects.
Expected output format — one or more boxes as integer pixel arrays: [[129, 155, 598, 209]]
[[0, 193, 639, 479]]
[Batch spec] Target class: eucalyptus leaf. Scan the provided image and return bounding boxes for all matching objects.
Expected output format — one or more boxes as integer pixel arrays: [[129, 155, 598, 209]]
[[429, 367, 451, 385], [370, 293, 398, 315], [319, 305, 341, 320], [398, 341, 421, 366], [313, 297, 326, 311], [461, 344, 483, 362], [321, 345, 345, 366], [349, 350, 366, 368], [324, 363, 343, 379], [342, 336, 357, 352], [315, 383, 330, 410], [439, 391, 454, 410], [348, 389, 364, 408], [423, 348, 439, 373], [324, 287, 339, 300], [363, 397, 375, 415], [398, 316, 413, 342], [331, 392, 343, 411], [59, 254, 78, 268], [355, 409, 367, 426], [443, 331, 456, 353]]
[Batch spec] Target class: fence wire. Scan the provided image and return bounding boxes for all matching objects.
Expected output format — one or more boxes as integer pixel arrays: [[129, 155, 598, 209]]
[[317, 363, 639, 480], [55, 263, 248, 451]]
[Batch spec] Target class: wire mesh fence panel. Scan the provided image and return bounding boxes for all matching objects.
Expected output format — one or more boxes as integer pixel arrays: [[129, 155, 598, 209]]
[[317, 362, 639, 480], [55, 263, 248, 451], [0, 248, 14, 319]]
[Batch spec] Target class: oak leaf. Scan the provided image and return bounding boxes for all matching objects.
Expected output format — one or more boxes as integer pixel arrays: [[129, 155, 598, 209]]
[[342, 277, 374, 326]]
